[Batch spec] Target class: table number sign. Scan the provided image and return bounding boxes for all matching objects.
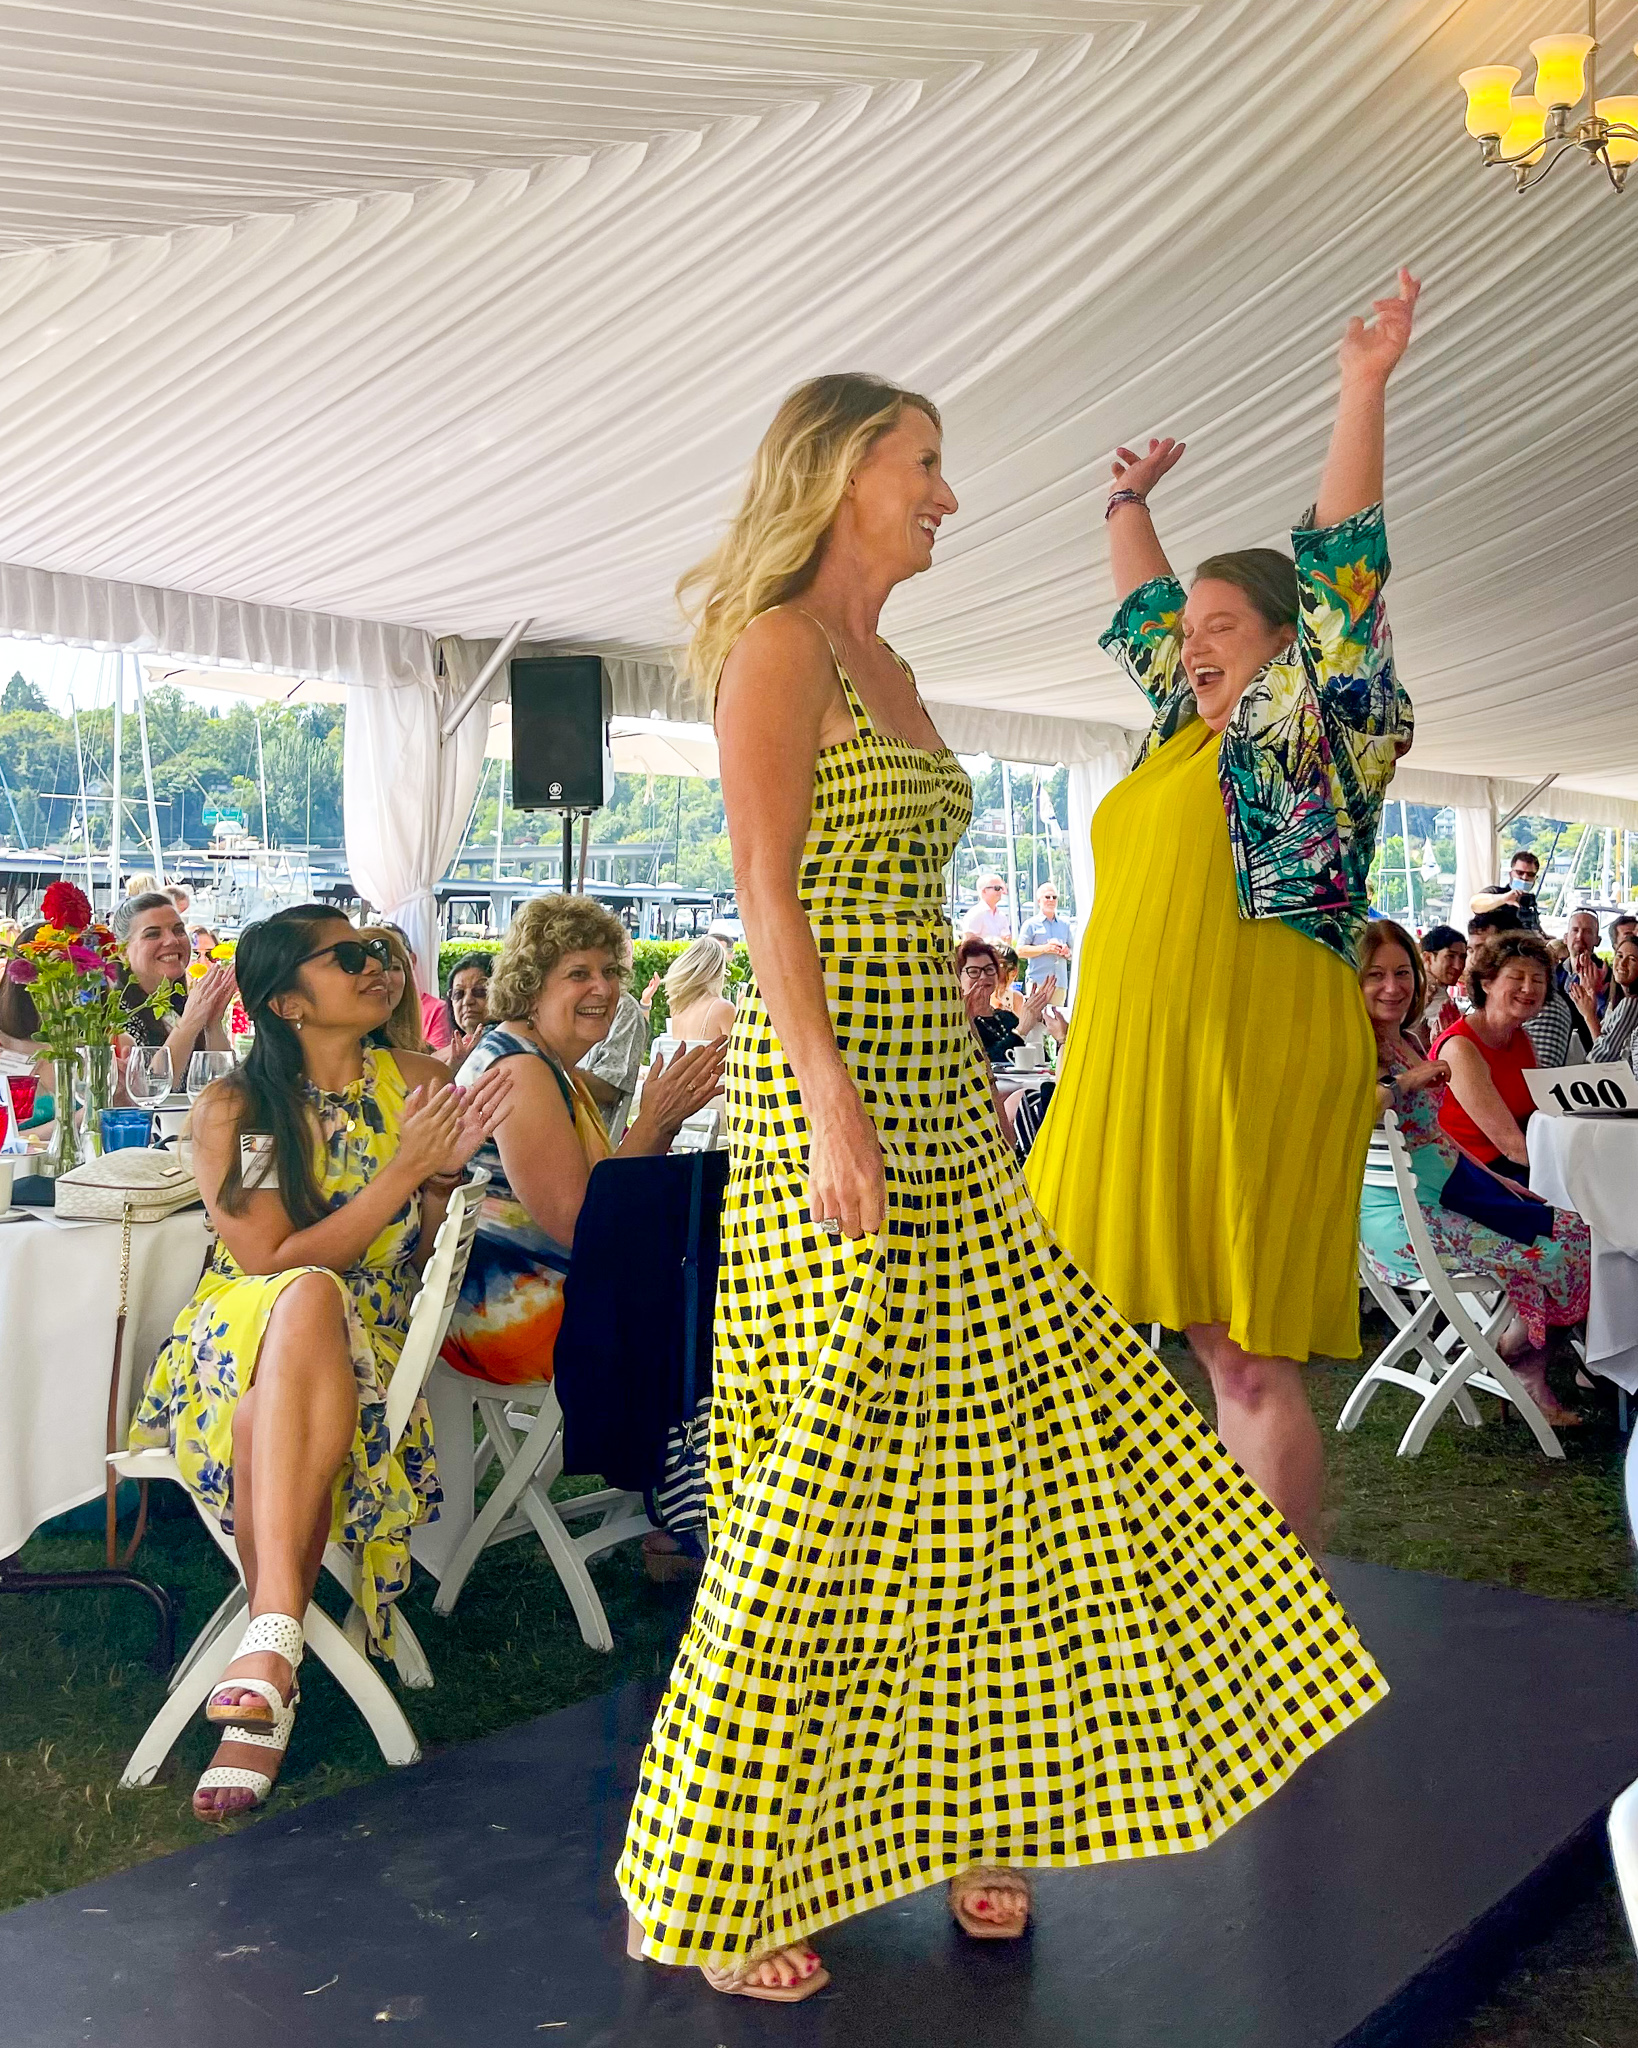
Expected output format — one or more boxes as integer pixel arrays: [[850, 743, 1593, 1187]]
[[1526, 1066, 1638, 1117]]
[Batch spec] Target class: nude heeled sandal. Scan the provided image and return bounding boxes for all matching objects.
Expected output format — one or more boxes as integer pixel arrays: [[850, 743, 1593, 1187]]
[[949, 1866, 1032, 1938], [626, 1914, 830, 2003]]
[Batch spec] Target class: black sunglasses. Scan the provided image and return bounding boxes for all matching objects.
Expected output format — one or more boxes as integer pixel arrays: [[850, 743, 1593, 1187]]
[[302, 937, 392, 975]]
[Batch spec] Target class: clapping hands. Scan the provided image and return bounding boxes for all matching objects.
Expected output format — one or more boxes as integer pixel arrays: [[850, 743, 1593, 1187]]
[[397, 1064, 514, 1184]]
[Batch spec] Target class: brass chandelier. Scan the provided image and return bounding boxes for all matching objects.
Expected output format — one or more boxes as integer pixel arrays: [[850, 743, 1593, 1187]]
[[1459, 0, 1638, 190]]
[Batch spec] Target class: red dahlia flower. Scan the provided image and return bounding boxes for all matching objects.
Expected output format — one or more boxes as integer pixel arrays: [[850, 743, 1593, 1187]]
[[41, 881, 93, 931]]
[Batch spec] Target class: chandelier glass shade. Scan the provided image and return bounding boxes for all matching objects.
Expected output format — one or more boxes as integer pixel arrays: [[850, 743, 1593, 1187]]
[[1458, 3, 1638, 189]]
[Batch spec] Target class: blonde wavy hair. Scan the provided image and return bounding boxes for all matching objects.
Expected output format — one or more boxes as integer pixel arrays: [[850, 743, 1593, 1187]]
[[487, 895, 631, 1025], [679, 372, 942, 691], [663, 934, 729, 1016], [362, 924, 426, 1053]]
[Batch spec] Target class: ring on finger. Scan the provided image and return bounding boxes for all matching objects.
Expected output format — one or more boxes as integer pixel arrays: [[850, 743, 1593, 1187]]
[[819, 1218, 843, 1239]]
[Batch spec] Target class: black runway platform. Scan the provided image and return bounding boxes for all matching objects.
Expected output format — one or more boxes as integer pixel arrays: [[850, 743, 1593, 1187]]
[[5, 1560, 1638, 2048]]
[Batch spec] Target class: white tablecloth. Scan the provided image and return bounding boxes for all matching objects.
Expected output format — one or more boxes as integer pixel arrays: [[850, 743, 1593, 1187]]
[[1528, 1116, 1638, 1392], [0, 1208, 210, 1556]]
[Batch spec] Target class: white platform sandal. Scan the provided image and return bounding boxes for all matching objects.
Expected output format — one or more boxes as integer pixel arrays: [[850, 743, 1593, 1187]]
[[204, 1611, 304, 1729], [194, 1612, 304, 1823]]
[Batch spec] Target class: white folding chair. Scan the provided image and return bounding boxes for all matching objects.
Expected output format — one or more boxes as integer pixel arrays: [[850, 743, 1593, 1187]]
[[1338, 1115, 1565, 1460], [109, 1171, 488, 1786], [420, 1367, 651, 1651]]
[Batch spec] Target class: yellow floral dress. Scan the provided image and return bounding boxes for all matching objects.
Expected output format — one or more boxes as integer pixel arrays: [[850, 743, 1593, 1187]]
[[130, 1047, 436, 1649]]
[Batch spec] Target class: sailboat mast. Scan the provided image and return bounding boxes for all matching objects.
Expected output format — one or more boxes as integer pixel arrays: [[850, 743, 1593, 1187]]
[[132, 654, 165, 884]]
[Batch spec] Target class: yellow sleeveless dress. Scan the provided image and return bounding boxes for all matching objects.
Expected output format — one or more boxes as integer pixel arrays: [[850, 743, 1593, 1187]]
[[1027, 719, 1375, 1362], [616, 658, 1386, 1969]]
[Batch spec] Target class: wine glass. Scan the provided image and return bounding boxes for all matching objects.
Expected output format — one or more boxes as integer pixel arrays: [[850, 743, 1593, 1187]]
[[125, 1045, 176, 1104], [186, 1050, 235, 1097]]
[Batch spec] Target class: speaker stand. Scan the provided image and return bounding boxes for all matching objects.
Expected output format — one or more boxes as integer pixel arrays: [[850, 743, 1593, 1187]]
[[560, 808, 573, 894]]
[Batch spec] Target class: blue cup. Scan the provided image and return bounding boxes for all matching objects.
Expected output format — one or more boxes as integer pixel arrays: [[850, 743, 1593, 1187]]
[[100, 1108, 154, 1151]]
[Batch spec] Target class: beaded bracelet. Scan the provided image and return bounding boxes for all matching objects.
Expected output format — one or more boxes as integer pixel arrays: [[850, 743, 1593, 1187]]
[[1105, 489, 1149, 519]]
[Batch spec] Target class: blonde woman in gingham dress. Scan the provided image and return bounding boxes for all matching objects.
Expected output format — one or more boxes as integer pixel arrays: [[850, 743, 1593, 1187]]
[[615, 375, 1387, 2003]]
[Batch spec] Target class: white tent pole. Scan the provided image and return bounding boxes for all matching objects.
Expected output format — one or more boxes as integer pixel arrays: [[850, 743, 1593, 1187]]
[[131, 654, 165, 884], [109, 651, 122, 897], [255, 707, 269, 847], [494, 759, 504, 882], [439, 620, 532, 742], [1001, 762, 1019, 936], [70, 694, 94, 901]]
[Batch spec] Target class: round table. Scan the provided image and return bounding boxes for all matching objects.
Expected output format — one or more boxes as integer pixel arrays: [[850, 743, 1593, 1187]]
[[1528, 1115, 1638, 1391], [0, 1206, 209, 1557]]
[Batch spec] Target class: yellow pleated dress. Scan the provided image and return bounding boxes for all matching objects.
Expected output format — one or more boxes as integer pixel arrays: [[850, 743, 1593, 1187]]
[[1027, 718, 1375, 1362], [616, 655, 1385, 1971]]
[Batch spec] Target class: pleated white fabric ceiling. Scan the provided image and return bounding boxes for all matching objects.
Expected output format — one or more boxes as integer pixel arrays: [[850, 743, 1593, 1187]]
[[1, 0, 1636, 801]]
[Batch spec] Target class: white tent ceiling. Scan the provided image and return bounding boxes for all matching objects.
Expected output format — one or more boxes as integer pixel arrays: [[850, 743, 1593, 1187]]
[[1, 0, 1636, 810]]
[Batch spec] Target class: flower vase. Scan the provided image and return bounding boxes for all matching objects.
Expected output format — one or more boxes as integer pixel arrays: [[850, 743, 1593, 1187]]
[[82, 1042, 114, 1156], [46, 1051, 84, 1178]]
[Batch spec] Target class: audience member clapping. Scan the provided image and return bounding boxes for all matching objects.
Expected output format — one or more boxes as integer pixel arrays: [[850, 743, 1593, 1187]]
[[442, 951, 493, 1069], [443, 895, 725, 1388], [1432, 930, 1556, 1182], [1583, 935, 1638, 1075], [1359, 920, 1587, 1429], [1415, 925, 1466, 1041], [127, 905, 511, 1820]]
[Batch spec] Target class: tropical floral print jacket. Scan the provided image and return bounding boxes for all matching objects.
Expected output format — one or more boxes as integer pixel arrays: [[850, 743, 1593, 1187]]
[[1099, 501, 1413, 962]]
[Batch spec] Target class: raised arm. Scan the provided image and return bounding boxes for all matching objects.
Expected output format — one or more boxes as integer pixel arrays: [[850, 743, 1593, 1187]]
[[1104, 438, 1183, 601], [1313, 268, 1420, 529], [716, 608, 884, 1239]]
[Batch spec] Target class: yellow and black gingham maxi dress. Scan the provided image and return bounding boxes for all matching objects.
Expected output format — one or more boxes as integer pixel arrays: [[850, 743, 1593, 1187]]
[[616, 660, 1387, 1968]]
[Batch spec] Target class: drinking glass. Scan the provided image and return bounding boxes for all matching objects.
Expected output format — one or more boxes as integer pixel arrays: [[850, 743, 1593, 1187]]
[[125, 1046, 175, 1104], [186, 1050, 235, 1097]]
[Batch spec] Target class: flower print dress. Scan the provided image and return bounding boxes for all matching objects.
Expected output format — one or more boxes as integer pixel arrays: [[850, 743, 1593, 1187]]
[[1359, 1037, 1590, 1348], [129, 1047, 436, 1650]]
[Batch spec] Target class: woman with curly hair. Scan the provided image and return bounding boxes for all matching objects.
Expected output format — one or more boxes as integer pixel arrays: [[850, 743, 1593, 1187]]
[[443, 894, 724, 1386]]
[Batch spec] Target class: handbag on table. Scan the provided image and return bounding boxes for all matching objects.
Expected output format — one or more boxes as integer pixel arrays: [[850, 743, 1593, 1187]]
[[54, 1150, 204, 1566]]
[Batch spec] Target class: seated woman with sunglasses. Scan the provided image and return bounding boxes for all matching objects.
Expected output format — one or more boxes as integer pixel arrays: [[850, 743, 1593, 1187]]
[[129, 909, 511, 1823]]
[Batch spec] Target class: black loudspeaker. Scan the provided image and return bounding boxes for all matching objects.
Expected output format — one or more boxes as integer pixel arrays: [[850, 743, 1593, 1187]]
[[509, 656, 612, 810]]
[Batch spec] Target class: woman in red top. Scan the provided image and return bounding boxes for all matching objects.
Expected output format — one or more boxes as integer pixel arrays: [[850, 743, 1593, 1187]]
[[1432, 931, 1553, 1181]]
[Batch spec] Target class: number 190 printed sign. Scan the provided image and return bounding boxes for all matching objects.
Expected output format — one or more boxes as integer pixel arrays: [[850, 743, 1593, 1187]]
[[1526, 1065, 1638, 1117]]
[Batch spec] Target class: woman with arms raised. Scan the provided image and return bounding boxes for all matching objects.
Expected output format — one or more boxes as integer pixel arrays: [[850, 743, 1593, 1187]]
[[1029, 272, 1420, 1551], [129, 908, 508, 1822], [616, 374, 1385, 2002]]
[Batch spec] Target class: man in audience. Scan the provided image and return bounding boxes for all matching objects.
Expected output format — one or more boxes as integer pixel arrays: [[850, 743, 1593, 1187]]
[[1016, 884, 1074, 1000], [1471, 905, 1585, 1065], [1561, 908, 1609, 1028], [1610, 913, 1637, 953], [1470, 848, 1542, 931], [1416, 925, 1466, 1040], [962, 874, 1012, 943]]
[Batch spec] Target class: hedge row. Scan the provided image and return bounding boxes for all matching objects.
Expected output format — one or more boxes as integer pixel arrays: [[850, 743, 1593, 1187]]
[[437, 936, 751, 1037]]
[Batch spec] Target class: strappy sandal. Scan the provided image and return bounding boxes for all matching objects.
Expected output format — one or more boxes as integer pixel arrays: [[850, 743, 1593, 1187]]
[[949, 1865, 1032, 1939], [193, 1685, 299, 1822], [626, 1915, 829, 2003], [205, 1611, 304, 1729]]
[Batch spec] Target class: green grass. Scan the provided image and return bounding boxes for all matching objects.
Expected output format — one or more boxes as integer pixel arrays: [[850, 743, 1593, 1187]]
[[3, 1336, 1636, 2044]]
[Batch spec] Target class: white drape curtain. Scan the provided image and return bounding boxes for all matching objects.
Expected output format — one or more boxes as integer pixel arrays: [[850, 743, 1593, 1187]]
[[1451, 804, 1497, 935], [343, 651, 489, 993], [1064, 743, 1132, 936]]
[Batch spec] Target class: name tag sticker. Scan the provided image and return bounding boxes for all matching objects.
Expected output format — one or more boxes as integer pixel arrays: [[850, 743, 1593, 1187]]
[[1526, 1065, 1638, 1117], [240, 1132, 279, 1190]]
